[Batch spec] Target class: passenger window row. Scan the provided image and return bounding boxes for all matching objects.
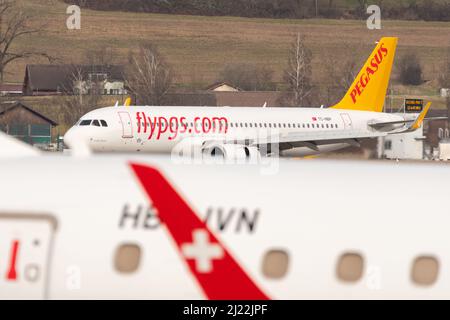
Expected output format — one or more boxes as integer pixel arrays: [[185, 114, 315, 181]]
[[79, 119, 108, 127], [138, 122, 340, 129], [229, 122, 339, 129], [262, 250, 440, 286], [114, 244, 440, 287]]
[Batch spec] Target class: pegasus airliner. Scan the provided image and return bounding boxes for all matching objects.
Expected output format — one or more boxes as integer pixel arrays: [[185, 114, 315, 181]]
[[64, 37, 430, 158]]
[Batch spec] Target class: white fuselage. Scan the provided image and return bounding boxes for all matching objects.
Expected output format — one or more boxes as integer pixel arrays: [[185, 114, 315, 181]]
[[0, 155, 449, 299], [64, 106, 406, 156]]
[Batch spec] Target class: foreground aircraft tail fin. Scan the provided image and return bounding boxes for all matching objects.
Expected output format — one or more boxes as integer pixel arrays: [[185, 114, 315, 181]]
[[130, 162, 269, 300], [331, 37, 398, 113]]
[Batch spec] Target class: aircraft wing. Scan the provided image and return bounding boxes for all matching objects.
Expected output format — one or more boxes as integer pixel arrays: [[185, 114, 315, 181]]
[[252, 133, 362, 151], [387, 102, 433, 134], [369, 102, 433, 133], [368, 119, 415, 129], [424, 117, 448, 121], [199, 102, 436, 153]]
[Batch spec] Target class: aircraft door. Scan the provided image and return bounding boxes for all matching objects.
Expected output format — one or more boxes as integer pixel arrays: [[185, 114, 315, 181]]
[[118, 111, 134, 138], [0, 214, 57, 299], [340, 113, 353, 129]]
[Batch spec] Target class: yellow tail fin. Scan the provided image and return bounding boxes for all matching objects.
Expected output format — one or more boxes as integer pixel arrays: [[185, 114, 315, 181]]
[[331, 37, 398, 112]]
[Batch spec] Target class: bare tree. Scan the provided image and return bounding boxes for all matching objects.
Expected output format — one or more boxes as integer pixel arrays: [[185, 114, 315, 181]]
[[439, 46, 450, 89], [58, 65, 101, 126], [280, 33, 313, 107], [397, 52, 423, 85], [0, 0, 52, 82], [125, 43, 172, 105], [57, 48, 124, 127], [322, 43, 364, 106]]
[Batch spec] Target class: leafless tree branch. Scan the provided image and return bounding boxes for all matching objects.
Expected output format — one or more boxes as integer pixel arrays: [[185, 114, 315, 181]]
[[0, 0, 53, 82], [125, 42, 173, 105], [281, 33, 313, 107]]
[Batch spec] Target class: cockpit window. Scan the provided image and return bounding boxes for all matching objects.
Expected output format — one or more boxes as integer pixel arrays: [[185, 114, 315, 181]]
[[92, 120, 100, 127], [79, 120, 92, 126], [100, 120, 108, 127]]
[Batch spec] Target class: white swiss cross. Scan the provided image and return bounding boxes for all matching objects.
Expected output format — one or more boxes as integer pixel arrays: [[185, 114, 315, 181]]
[[181, 229, 224, 273]]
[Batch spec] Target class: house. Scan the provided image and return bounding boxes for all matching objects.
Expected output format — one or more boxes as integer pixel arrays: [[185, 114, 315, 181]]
[[23, 64, 127, 96], [0, 101, 58, 146], [0, 84, 23, 96], [205, 82, 241, 92], [440, 88, 450, 98]]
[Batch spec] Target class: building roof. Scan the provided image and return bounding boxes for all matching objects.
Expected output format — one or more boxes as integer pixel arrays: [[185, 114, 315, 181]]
[[0, 84, 23, 93], [205, 82, 241, 91], [24, 64, 125, 92], [25, 65, 73, 92], [0, 101, 58, 126]]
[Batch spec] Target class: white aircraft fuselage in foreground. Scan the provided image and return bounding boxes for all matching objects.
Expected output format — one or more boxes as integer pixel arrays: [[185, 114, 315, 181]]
[[64, 37, 429, 158], [0, 153, 449, 299]]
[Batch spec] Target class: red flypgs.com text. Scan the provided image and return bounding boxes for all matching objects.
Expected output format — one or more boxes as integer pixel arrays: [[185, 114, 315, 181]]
[[350, 42, 388, 104], [136, 112, 229, 140]]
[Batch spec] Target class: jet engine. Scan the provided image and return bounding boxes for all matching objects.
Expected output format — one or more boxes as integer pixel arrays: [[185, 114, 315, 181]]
[[202, 144, 260, 162]]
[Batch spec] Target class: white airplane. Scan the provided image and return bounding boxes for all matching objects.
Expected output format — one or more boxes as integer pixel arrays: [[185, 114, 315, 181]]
[[64, 37, 431, 158], [0, 135, 449, 299]]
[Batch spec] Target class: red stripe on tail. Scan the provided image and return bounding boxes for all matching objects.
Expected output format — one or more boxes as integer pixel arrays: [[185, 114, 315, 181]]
[[130, 163, 269, 300]]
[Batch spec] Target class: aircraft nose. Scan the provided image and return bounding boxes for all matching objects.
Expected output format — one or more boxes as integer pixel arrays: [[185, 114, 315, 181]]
[[63, 127, 74, 147], [63, 126, 93, 156], [64, 126, 85, 149]]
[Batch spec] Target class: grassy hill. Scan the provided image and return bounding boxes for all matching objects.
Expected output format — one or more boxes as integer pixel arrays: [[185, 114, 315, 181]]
[[8, 0, 450, 110]]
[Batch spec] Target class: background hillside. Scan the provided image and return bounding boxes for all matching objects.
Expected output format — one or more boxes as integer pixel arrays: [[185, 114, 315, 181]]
[[8, 0, 450, 112], [65, 0, 450, 21]]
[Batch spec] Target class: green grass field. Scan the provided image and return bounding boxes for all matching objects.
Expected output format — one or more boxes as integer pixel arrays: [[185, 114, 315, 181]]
[[7, 0, 450, 112]]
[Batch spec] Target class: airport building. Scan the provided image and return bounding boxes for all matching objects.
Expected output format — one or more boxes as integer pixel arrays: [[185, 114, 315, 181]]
[[0, 101, 58, 146], [377, 127, 426, 160], [378, 109, 449, 160]]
